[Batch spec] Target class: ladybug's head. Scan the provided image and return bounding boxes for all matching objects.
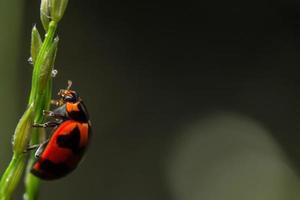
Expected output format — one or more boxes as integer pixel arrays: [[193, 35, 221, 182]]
[[57, 80, 80, 103]]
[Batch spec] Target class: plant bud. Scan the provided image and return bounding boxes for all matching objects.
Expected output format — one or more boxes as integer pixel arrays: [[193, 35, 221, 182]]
[[50, 0, 69, 23], [40, 0, 50, 31], [30, 25, 42, 64]]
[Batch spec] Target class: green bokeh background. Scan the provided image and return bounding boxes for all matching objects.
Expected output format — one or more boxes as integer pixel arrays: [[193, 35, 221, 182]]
[[2, 0, 300, 199]]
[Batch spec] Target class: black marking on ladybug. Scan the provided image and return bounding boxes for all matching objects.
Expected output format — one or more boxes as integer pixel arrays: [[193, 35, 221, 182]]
[[31, 167, 45, 179], [32, 159, 72, 180], [56, 126, 81, 154], [68, 102, 89, 122]]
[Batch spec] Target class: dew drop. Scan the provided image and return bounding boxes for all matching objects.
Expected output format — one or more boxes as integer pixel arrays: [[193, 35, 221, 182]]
[[51, 69, 58, 77], [28, 57, 33, 64]]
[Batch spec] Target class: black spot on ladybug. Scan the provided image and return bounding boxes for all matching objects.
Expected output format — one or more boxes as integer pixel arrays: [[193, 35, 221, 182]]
[[31, 159, 72, 180], [56, 126, 82, 154], [68, 102, 89, 122]]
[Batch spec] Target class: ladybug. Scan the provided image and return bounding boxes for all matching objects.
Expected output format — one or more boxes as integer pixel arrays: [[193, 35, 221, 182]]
[[30, 81, 91, 180]]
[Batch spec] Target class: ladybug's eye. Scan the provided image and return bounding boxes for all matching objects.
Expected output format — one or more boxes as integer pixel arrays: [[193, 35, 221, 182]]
[[63, 95, 76, 102], [63, 92, 78, 102]]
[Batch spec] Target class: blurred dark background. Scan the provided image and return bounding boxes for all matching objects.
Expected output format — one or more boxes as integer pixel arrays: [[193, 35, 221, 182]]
[[2, 0, 300, 199]]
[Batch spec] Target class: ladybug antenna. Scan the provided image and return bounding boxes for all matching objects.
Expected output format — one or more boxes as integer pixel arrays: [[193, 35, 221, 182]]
[[67, 80, 72, 90]]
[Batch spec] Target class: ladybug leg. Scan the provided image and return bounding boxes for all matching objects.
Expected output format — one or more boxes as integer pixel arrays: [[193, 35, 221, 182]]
[[23, 144, 40, 153], [51, 99, 59, 106], [24, 140, 49, 156], [33, 121, 60, 128], [51, 99, 63, 107], [43, 110, 63, 118], [43, 110, 55, 117], [35, 140, 49, 158], [43, 110, 65, 119]]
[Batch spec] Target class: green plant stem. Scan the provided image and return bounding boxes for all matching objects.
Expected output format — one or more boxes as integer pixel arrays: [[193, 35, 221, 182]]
[[24, 82, 52, 200], [0, 21, 57, 200], [0, 104, 34, 200], [0, 155, 26, 200], [24, 21, 57, 200]]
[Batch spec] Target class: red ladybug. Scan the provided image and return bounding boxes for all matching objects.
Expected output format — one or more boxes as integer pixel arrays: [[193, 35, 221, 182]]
[[30, 81, 91, 180]]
